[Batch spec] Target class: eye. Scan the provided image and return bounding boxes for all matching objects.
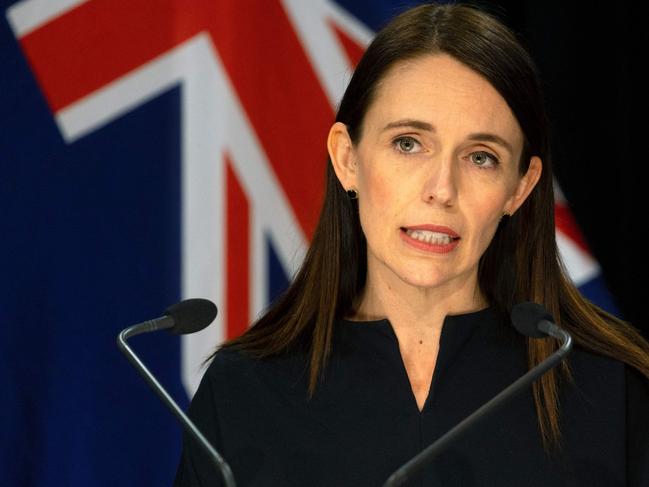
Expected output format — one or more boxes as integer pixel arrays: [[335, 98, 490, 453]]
[[469, 151, 500, 169], [393, 136, 422, 154]]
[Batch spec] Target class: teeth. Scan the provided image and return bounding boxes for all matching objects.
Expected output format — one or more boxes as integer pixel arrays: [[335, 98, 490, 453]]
[[406, 229, 455, 245]]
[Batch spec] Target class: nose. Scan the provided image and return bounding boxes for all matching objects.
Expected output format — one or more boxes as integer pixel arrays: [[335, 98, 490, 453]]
[[421, 155, 457, 206]]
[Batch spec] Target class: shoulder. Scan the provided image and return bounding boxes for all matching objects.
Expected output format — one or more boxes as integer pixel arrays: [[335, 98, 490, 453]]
[[554, 347, 649, 483], [200, 346, 310, 396], [562, 346, 637, 402], [565, 345, 649, 396], [201, 347, 265, 388], [558, 347, 642, 432], [624, 361, 649, 427], [561, 346, 649, 435], [624, 363, 649, 485], [204, 347, 257, 375], [625, 362, 649, 397], [566, 345, 625, 377]]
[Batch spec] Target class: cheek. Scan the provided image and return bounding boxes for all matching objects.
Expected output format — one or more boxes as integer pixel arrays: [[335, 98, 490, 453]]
[[362, 173, 389, 209], [358, 176, 387, 238], [464, 188, 510, 244], [357, 163, 402, 239]]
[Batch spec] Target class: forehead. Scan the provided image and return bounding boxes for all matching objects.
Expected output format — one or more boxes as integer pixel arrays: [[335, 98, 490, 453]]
[[365, 54, 523, 150]]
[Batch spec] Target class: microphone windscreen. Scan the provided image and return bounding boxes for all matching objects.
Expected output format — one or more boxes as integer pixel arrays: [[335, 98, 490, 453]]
[[166, 298, 218, 335], [511, 302, 554, 338]]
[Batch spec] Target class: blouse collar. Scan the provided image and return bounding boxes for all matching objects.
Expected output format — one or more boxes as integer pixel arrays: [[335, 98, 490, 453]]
[[335, 306, 504, 377]]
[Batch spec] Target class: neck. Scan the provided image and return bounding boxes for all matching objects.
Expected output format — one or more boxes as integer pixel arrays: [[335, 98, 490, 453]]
[[351, 265, 487, 336]]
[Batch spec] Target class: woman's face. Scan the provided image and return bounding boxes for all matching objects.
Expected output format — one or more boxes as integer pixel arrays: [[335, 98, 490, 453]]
[[329, 53, 541, 298]]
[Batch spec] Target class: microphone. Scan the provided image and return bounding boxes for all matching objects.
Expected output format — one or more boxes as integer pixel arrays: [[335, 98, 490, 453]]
[[510, 302, 573, 347], [382, 302, 572, 487], [117, 299, 236, 487]]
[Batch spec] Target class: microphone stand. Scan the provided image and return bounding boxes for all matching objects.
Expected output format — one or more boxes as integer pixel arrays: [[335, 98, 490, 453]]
[[118, 320, 236, 487]]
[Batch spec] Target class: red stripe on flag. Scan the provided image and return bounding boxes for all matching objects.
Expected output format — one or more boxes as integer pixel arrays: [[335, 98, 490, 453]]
[[328, 20, 366, 67], [208, 0, 329, 239], [19, 0, 182, 112], [555, 203, 590, 253], [19, 0, 329, 238], [226, 156, 249, 339]]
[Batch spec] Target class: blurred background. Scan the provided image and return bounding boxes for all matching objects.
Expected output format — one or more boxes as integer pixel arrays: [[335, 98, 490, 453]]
[[1, 0, 644, 485]]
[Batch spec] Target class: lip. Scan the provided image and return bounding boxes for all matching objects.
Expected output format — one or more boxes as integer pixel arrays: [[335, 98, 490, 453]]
[[399, 225, 461, 254], [401, 224, 460, 238]]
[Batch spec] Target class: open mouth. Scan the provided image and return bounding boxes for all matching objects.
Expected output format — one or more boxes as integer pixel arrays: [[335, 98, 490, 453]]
[[400, 227, 460, 245]]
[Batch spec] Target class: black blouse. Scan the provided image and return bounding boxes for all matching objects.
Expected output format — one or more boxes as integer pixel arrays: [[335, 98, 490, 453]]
[[174, 307, 649, 486]]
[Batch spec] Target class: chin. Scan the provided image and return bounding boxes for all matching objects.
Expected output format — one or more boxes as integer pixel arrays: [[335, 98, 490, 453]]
[[393, 267, 449, 289], [371, 250, 462, 289]]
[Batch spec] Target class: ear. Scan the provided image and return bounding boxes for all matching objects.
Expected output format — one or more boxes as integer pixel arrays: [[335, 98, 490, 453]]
[[327, 122, 358, 191], [504, 156, 542, 216]]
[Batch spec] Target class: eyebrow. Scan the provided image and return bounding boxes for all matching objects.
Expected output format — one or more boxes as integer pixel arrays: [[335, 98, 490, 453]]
[[383, 119, 435, 132], [466, 133, 514, 155], [382, 119, 514, 155]]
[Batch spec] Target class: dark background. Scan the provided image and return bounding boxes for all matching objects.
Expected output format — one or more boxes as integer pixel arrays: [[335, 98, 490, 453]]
[[493, 1, 647, 336]]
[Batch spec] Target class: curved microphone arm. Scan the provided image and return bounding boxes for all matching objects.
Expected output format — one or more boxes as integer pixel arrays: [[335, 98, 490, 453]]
[[117, 322, 236, 487]]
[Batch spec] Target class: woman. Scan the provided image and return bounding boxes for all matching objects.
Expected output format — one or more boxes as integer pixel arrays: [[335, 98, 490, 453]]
[[175, 3, 649, 486]]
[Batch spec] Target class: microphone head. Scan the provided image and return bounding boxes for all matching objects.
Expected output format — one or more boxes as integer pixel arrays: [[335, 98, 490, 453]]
[[165, 298, 218, 335], [511, 302, 554, 338]]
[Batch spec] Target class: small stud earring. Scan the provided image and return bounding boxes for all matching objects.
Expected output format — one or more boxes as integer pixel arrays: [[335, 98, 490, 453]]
[[347, 188, 358, 200]]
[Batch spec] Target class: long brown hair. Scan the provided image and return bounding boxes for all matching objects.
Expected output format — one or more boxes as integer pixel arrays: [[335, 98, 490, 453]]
[[216, 2, 649, 452]]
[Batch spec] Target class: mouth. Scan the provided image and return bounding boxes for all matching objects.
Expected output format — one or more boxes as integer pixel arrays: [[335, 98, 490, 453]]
[[400, 225, 460, 252]]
